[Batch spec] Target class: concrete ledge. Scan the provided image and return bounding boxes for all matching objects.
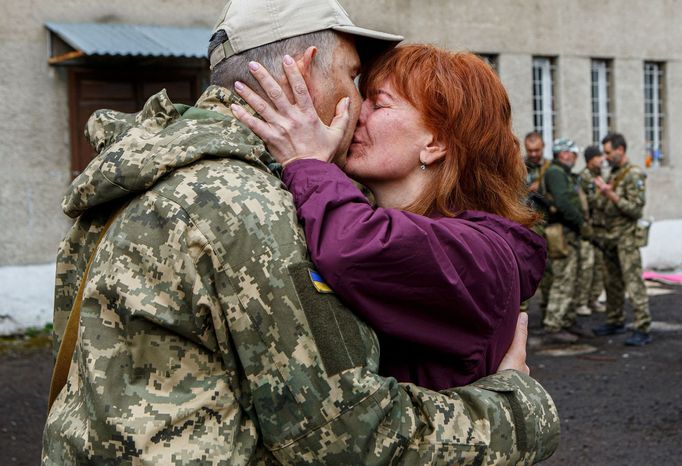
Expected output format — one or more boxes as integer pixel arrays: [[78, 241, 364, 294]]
[[0, 264, 55, 336], [642, 219, 682, 271], [1, 219, 679, 336]]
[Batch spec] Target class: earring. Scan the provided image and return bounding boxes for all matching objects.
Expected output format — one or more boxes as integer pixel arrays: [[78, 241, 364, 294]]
[[420, 163, 427, 171]]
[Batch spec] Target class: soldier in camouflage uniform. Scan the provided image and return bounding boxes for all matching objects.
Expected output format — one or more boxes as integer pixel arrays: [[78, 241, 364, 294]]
[[593, 133, 652, 346], [524, 131, 552, 216], [575, 146, 606, 316], [42, 0, 560, 464], [541, 138, 590, 344], [522, 132, 552, 314]]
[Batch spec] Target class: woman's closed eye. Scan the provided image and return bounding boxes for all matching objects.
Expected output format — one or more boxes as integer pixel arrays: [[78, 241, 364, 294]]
[[370, 98, 390, 110]]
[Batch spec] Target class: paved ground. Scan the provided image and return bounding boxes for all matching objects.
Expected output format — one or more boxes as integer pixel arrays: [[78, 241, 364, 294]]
[[1, 282, 680, 465], [0, 336, 52, 465], [528, 280, 682, 465]]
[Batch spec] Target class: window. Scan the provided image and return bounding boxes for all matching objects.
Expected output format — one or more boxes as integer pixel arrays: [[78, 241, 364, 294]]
[[644, 62, 666, 165], [591, 59, 613, 144], [477, 54, 498, 74], [532, 57, 556, 159]]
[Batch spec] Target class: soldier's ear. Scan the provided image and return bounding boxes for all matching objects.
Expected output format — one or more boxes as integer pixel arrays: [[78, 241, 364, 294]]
[[296, 47, 317, 81]]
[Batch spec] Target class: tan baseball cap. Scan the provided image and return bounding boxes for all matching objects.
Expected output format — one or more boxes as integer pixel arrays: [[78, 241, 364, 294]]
[[210, 0, 403, 69]]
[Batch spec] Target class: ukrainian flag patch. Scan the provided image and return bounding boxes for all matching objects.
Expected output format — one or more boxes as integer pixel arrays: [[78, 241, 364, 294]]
[[309, 269, 333, 294]]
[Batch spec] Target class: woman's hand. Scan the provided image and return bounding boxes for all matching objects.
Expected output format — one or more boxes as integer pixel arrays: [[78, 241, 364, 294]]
[[230, 56, 351, 166], [497, 313, 530, 375]]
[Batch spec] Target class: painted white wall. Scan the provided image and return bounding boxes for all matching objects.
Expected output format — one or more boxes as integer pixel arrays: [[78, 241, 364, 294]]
[[555, 56, 592, 148], [498, 54, 534, 139], [0, 264, 55, 336]]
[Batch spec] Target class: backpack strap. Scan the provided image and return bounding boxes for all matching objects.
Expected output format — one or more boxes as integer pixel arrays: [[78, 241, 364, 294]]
[[537, 159, 551, 194], [577, 183, 590, 222], [47, 202, 128, 413], [611, 165, 635, 192], [539, 159, 551, 179]]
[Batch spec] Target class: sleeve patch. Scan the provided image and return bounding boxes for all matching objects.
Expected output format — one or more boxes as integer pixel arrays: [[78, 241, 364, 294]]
[[309, 269, 334, 294]]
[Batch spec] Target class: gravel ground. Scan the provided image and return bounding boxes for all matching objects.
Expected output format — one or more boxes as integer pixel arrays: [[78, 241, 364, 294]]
[[1, 282, 680, 465]]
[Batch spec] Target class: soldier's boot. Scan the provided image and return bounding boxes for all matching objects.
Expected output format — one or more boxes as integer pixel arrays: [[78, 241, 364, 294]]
[[541, 328, 579, 344], [589, 300, 606, 313], [624, 331, 652, 346], [564, 322, 593, 338], [592, 323, 626, 336], [576, 305, 592, 316]]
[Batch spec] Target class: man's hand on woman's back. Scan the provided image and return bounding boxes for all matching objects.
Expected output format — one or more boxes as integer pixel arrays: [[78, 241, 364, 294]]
[[498, 312, 530, 375]]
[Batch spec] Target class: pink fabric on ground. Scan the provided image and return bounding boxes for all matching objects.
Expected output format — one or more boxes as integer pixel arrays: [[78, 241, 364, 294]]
[[643, 271, 682, 284]]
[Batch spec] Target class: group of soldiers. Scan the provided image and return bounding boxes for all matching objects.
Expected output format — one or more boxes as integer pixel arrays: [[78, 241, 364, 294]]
[[524, 131, 652, 347]]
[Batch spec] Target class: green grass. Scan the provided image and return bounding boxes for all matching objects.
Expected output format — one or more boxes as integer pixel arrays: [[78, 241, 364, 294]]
[[0, 323, 53, 354]]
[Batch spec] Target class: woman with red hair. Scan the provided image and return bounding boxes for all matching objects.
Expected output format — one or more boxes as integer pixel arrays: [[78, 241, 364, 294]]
[[231, 44, 546, 391]]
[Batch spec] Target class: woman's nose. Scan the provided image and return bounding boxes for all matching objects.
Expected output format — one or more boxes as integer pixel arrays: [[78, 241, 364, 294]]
[[357, 100, 370, 126]]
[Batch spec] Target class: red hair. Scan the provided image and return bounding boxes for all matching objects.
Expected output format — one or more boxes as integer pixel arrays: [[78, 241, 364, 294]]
[[359, 45, 539, 228]]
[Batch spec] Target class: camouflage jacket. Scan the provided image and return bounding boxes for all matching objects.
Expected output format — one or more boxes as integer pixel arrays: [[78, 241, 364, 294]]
[[578, 167, 605, 229], [544, 161, 584, 232], [525, 159, 551, 190], [601, 162, 647, 242], [43, 86, 560, 465], [525, 159, 551, 217]]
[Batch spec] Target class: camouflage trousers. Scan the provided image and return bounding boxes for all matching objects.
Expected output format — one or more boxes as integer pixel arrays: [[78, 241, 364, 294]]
[[539, 259, 553, 313], [603, 241, 651, 332], [520, 258, 552, 317], [543, 231, 579, 332], [575, 240, 605, 308]]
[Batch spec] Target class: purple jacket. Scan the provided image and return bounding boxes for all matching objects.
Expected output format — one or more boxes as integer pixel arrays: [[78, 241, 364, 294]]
[[282, 159, 547, 391]]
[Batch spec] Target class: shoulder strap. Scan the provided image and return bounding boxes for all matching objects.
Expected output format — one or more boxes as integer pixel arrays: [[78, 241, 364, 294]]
[[611, 165, 635, 191], [537, 159, 551, 195], [577, 183, 590, 221], [47, 202, 128, 413]]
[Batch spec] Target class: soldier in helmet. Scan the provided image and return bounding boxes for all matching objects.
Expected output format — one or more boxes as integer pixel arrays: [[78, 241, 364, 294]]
[[42, 0, 559, 464], [541, 138, 591, 344], [593, 132, 652, 346]]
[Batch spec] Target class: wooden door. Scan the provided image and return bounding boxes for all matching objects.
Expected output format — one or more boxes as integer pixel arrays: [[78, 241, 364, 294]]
[[68, 69, 205, 177]]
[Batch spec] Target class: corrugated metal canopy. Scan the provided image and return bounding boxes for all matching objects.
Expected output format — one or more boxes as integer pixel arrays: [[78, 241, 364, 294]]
[[45, 22, 212, 61]]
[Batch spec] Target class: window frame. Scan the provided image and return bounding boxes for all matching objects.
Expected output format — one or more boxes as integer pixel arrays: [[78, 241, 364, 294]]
[[532, 57, 557, 160], [477, 53, 499, 74], [591, 59, 614, 145], [644, 61, 666, 165]]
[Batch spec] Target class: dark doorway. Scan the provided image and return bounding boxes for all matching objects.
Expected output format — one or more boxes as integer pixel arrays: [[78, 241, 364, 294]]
[[68, 68, 206, 177]]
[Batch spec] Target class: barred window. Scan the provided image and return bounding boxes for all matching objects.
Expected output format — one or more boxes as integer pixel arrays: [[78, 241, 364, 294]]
[[591, 59, 613, 145], [644, 62, 666, 164], [532, 57, 556, 160], [477, 53, 499, 74]]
